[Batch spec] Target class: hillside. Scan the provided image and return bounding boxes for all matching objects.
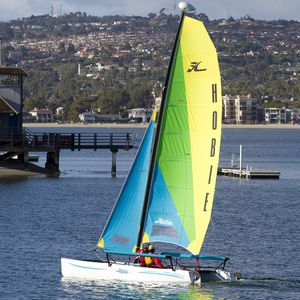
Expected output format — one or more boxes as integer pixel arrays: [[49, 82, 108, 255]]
[[1, 12, 299, 121]]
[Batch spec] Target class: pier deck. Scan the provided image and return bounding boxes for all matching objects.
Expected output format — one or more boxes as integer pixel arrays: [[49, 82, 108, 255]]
[[218, 167, 280, 179], [0, 128, 134, 175], [0, 130, 133, 152]]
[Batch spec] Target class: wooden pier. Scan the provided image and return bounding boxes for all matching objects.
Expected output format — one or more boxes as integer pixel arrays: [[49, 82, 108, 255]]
[[0, 128, 134, 176], [218, 167, 280, 179], [218, 145, 280, 179]]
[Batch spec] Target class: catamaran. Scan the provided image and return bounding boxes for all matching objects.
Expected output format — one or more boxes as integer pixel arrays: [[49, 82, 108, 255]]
[[61, 2, 240, 284]]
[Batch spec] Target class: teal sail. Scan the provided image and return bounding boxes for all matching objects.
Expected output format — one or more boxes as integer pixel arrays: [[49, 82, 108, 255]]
[[98, 111, 157, 253]]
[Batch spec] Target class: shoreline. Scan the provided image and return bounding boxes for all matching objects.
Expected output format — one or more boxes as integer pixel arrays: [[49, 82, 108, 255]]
[[0, 160, 48, 177], [23, 122, 300, 129]]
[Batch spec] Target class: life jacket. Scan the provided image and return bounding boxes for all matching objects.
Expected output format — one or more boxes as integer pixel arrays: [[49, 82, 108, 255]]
[[145, 255, 165, 268], [145, 256, 153, 266]]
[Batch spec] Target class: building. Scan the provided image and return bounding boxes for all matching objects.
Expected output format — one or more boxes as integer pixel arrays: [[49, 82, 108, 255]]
[[265, 108, 300, 124], [0, 67, 28, 140], [28, 108, 54, 122], [79, 112, 96, 123], [289, 109, 300, 124], [223, 95, 258, 124], [265, 108, 287, 124], [95, 113, 120, 123], [128, 108, 152, 123]]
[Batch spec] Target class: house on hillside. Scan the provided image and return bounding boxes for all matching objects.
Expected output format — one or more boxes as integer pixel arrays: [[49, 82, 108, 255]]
[[128, 108, 152, 123], [28, 108, 54, 122], [79, 112, 96, 123]]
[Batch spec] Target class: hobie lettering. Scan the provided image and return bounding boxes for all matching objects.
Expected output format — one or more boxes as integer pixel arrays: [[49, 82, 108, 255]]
[[210, 138, 216, 157], [212, 111, 217, 130], [212, 84, 217, 103], [208, 165, 213, 184], [204, 193, 209, 211]]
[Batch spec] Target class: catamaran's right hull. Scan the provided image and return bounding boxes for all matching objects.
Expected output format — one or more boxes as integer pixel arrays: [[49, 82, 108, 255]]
[[199, 269, 239, 282], [61, 258, 199, 283]]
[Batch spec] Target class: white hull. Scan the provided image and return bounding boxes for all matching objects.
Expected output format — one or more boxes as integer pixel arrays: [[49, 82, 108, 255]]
[[61, 258, 200, 284]]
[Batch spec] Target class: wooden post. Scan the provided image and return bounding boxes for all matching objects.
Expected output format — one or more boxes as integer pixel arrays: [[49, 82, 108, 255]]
[[45, 150, 60, 173], [54, 150, 60, 172], [71, 133, 75, 151], [111, 150, 117, 177], [94, 133, 97, 151], [18, 151, 28, 166], [110, 133, 113, 149], [126, 133, 130, 150]]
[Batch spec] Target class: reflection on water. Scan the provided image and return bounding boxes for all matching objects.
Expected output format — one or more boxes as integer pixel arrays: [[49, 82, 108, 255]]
[[60, 277, 300, 299], [60, 278, 215, 300]]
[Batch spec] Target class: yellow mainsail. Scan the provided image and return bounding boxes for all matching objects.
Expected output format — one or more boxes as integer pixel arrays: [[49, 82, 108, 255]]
[[142, 16, 222, 254]]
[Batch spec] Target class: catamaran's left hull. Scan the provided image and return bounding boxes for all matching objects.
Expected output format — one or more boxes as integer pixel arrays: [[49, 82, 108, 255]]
[[61, 258, 199, 283]]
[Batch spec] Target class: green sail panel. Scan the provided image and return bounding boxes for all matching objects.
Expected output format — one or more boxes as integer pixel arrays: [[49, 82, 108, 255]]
[[142, 16, 222, 255]]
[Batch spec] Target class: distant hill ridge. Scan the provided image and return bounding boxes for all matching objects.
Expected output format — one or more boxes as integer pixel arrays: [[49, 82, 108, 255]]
[[0, 12, 299, 122]]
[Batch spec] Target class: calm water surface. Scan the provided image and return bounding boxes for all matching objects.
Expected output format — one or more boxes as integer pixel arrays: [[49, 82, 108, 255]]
[[0, 128, 299, 299]]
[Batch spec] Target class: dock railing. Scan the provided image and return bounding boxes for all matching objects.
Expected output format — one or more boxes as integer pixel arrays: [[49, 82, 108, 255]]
[[0, 127, 134, 152]]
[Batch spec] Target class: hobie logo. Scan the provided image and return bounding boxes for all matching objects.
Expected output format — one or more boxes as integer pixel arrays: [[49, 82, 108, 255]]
[[187, 61, 207, 72], [155, 218, 173, 226]]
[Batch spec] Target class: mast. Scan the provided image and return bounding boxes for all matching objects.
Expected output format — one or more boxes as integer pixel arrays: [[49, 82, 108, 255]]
[[135, 12, 186, 250]]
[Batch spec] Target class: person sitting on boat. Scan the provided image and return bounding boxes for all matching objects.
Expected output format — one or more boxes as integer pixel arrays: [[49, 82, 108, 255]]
[[145, 244, 165, 268], [134, 245, 147, 266]]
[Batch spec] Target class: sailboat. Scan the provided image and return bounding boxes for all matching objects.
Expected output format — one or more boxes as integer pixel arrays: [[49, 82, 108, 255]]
[[61, 2, 240, 284]]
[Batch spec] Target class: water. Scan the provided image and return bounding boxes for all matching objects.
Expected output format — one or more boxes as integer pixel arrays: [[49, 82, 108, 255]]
[[1, 128, 299, 299]]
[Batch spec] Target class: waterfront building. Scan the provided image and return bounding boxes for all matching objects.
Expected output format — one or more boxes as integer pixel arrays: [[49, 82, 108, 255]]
[[0, 67, 28, 140], [289, 109, 300, 124], [265, 108, 287, 124], [128, 108, 152, 123], [28, 108, 54, 122], [222, 95, 258, 124], [265, 108, 300, 124], [79, 112, 96, 123], [95, 114, 120, 123]]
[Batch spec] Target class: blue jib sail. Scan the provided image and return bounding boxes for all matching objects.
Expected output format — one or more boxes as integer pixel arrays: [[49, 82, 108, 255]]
[[97, 111, 157, 253]]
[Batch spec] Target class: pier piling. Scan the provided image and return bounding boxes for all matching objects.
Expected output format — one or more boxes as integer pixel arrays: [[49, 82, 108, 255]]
[[45, 151, 60, 173], [111, 150, 117, 177]]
